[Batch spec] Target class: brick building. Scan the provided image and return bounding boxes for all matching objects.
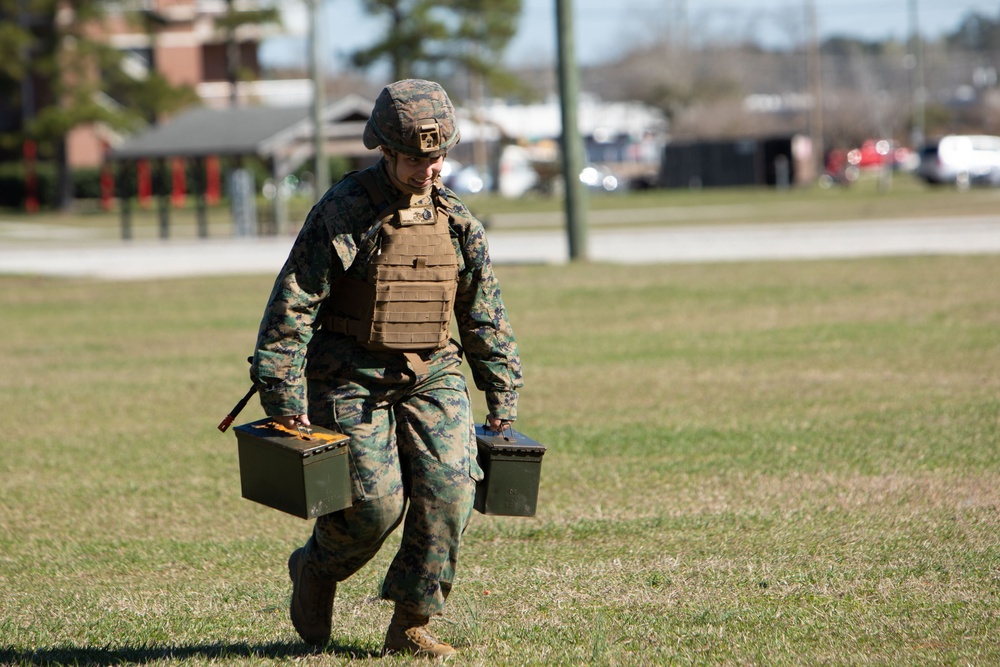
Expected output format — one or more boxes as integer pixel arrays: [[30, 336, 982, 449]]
[[65, 0, 278, 167]]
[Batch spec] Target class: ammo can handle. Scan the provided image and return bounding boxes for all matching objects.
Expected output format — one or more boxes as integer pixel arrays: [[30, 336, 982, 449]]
[[484, 421, 513, 440]]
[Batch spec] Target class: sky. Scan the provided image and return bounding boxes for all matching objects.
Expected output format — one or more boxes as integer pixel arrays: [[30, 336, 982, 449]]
[[259, 0, 1000, 73]]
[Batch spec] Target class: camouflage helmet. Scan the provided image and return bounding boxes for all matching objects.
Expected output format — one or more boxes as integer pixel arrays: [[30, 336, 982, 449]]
[[363, 79, 460, 157]]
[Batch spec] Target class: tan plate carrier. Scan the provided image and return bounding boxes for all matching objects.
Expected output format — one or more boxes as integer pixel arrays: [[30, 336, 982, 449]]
[[323, 171, 459, 358]]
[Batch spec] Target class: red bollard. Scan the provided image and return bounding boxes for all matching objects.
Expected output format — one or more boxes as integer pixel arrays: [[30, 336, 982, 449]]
[[171, 157, 186, 207], [137, 159, 152, 208], [205, 156, 220, 205], [23, 140, 39, 213]]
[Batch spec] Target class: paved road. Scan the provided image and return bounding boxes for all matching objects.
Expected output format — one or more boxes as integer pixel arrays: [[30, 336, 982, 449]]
[[1, 215, 998, 280]]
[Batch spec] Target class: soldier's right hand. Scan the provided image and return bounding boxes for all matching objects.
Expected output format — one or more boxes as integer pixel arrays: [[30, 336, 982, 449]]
[[273, 414, 311, 430]]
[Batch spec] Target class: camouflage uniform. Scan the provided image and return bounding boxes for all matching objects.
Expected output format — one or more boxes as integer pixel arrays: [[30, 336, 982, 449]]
[[250, 117, 521, 620]]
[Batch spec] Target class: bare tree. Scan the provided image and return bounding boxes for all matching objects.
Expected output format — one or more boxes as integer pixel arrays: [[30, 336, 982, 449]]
[[567, 6, 1000, 147]]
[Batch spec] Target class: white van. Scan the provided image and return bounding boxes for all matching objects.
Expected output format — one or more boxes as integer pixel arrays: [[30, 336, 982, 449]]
[[917, 134, 1000, 189]]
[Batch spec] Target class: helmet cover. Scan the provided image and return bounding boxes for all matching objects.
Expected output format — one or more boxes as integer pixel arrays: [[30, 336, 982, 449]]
[[363, 79, 460, 157]]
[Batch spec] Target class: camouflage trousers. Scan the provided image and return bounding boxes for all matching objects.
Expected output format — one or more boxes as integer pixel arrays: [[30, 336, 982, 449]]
[[300, 332, 481, 617]]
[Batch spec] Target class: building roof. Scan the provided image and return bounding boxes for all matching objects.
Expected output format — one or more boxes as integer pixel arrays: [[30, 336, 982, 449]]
[[476, 94, 669, 142], [109, 94, 373, 161]]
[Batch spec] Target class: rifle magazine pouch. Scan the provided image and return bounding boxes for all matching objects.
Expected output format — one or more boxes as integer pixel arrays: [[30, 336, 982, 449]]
[[234, 418, 352, 519], [474, 425, 546, 517]]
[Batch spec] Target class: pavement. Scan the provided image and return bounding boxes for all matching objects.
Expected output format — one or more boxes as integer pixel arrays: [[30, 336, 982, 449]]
[[1, 214, 999, 280]]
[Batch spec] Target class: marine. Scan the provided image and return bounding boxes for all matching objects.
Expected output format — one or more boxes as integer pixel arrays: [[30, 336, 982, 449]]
[[249, 79, 523, 659]]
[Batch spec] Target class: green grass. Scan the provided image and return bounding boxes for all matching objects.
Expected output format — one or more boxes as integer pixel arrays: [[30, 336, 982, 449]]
[[1, 254, 998, 665]]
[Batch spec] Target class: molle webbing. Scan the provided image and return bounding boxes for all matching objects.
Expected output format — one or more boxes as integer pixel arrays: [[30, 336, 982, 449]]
[[323, 171, 459, 351]]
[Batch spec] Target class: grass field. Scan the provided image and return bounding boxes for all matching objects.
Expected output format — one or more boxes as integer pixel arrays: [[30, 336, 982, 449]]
[[1, 228, 999, 663]]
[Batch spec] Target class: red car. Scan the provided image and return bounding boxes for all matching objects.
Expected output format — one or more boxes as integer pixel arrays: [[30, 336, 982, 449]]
[[848, 140, 914, 170]]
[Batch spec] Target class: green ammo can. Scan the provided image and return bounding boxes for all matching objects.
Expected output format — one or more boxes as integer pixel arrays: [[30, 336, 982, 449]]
[[474, 425, 546, 517], [234, 418, 352, 519]]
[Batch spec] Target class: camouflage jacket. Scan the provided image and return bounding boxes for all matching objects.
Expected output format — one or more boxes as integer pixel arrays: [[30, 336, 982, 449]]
[[251, 159, 522, 421]]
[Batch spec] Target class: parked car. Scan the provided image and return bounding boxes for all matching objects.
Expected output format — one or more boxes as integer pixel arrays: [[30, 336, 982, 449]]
[[847, 139, 892, 169], [916, 134, 1000, 189], [842, 139, 917, 171], [820, 148, 861, 188], [579, 164, 620, 192], [440, 159, 489, 195]]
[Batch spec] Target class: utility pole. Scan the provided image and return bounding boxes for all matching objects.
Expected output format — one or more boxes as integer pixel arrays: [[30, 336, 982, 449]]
[[806, 0, 824, 182], [908, 0, 926, 148], [309, 0, 329, 195], [471, 42, 489, 178], [226, 0, 240, 107], [555, 0, 588, 261], [674, 0, 688, 51], [18, 0, 34, 124], [19, 0, 38, 213]]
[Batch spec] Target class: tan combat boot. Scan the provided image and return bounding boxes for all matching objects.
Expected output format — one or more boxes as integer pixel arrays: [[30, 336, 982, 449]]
[[382, 603, 458, 660], [287, 547, 336, 646]]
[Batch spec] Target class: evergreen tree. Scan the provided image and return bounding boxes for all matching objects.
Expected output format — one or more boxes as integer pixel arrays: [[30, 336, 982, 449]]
[[443, 0, 523, 93], [351, 0, 523, 94]]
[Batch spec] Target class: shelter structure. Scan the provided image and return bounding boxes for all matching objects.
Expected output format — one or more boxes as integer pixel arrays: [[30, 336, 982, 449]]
[[109, 94, 373, 239]]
